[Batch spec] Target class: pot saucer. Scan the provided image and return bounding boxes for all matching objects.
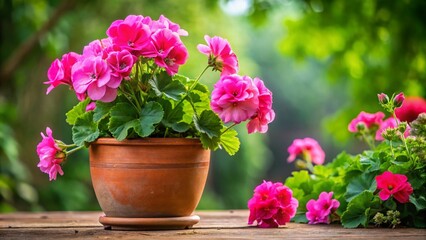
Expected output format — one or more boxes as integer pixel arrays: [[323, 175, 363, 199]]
[[99, 215, 200, 230]]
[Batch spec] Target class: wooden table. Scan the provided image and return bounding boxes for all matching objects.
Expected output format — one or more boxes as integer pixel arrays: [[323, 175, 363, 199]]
[[1, 210, 425, 239]]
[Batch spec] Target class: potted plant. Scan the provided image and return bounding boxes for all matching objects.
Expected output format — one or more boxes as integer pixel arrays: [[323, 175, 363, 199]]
[[36, 14, 275, 230]]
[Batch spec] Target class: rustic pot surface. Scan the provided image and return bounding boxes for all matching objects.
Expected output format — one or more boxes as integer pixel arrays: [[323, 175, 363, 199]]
[[89, 138, 210, 218]]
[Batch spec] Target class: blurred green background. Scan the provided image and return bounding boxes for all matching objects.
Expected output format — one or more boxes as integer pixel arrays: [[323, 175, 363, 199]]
[[1, 0, 425, 212]]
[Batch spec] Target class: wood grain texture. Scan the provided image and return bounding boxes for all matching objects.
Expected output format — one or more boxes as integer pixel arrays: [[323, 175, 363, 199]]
[[1, 210, 425, 239]]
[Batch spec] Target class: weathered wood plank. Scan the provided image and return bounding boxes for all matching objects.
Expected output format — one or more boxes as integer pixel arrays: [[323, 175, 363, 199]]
[[1, 210, 425, 239]]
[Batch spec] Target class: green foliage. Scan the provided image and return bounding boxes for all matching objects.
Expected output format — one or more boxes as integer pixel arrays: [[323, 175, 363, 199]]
[[286, 114, 426, 228]]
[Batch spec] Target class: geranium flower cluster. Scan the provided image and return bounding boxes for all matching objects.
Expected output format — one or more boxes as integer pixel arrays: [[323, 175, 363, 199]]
[[306, 192, 340, 224], [45, 15, 189, 103], [287, 137, 325, 166], [203, 52, 275, 133], [37, 14, 276, 181], [248, 181, 298, 228], [348, 93, 411, 142]]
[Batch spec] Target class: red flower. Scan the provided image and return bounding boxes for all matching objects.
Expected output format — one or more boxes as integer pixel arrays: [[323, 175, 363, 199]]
[[376, 171, 413, 203], [395, 96, 426, 122]]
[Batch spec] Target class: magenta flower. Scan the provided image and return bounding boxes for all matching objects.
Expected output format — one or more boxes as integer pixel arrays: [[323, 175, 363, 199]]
[[106, 49, 137, 80], [197, 35, 239, 76], [151, 29, 188, 75], [247, 77, 275, 134], [375, 117, 410, 141], [348, 111, 385, 133], [152, 15, 188, 36], [36, 127, 65, 181], [72, 56, 118, 102], [395, 96, 426, 122], [248, 181, 298, 228], [211, 74, 259, 124], [306, 192, 340, 224], [394, 92, 405, 108], [44, 52, 80, 94], [106, 15, 156, 57], [287, 138, 325, 165], [376, 171, 413, 203]]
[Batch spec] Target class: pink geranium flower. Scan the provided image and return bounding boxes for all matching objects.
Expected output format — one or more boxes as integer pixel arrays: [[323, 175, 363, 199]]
[[106, 15, 156, 57], [376, 171, 413, 203], [106, 49, 137, 80], [197, 35, 239, 76], [45, 52, 80, 94], [287, 138, 325, 165], [248, 181, 298, 228], [211, 74, 259, 124], [36, 127, 65, 181], [306, 192, 340, 224], [247, 77, 275, 134], [348, 111, 385, 133], [72, 56, 118, 102], [151, 15, 188, 36], [151, 29, 188, 75], [395, 96, 426, 122]]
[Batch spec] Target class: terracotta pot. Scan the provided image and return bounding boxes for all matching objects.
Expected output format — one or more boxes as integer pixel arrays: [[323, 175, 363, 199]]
[[89, 138, 210, 229]]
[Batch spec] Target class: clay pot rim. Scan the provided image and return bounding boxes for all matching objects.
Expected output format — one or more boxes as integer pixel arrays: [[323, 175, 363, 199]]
[[91, 137, 202, 146]]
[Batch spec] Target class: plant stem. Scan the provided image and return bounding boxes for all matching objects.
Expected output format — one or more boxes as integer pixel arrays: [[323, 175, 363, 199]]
[[65, 145, 85, 156]]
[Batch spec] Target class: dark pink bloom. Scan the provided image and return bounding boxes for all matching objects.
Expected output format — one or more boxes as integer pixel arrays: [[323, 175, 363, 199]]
[[248, 181, 298, 228], [348, 111, 385, 132], [247, 77, 275, 134], [395, 96, 426, 122], [44, 52, 80, 94], [106, 15, 156, 57], [375, 117, 410, 141], [197, 35, 239, 76], [151, 29, 188, 75], [306, 192, 340, 224], [72, 56, 117, 102], [152, 15, 188, 36], [287, 138, 325, 165], [376, 171, 413, 203], [106, 49, 137, 79], [394, 92, 405, 108], [211, 74, 259, 124], [36, 127, 65, 181]]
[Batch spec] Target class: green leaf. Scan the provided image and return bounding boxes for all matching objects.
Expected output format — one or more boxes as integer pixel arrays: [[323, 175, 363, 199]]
[[93, 101, 115, 122], [149, 71, 186, 101], [219, 128, 240, 156], [72, 111, 99, 146], [133, 101, 164, 137], [345, 172, 377, 202], [200, 133, 220, 151], [193, 110, 222, 138], [160, 99, 184, 128], [341, 191, 378, 228], [292, 212, 308, 223], [66, 98, 90, 125], [108, 102, 140, 141], [171, 122, 190, 133], [410, 195, 426, 211]]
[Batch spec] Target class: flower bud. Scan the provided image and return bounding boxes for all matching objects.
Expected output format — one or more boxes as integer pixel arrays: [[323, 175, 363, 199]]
[[295, 159, 308, 170], [377, 93, 389, 105], [397, 122, 407, 134], [393, 92, 405, 108]]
